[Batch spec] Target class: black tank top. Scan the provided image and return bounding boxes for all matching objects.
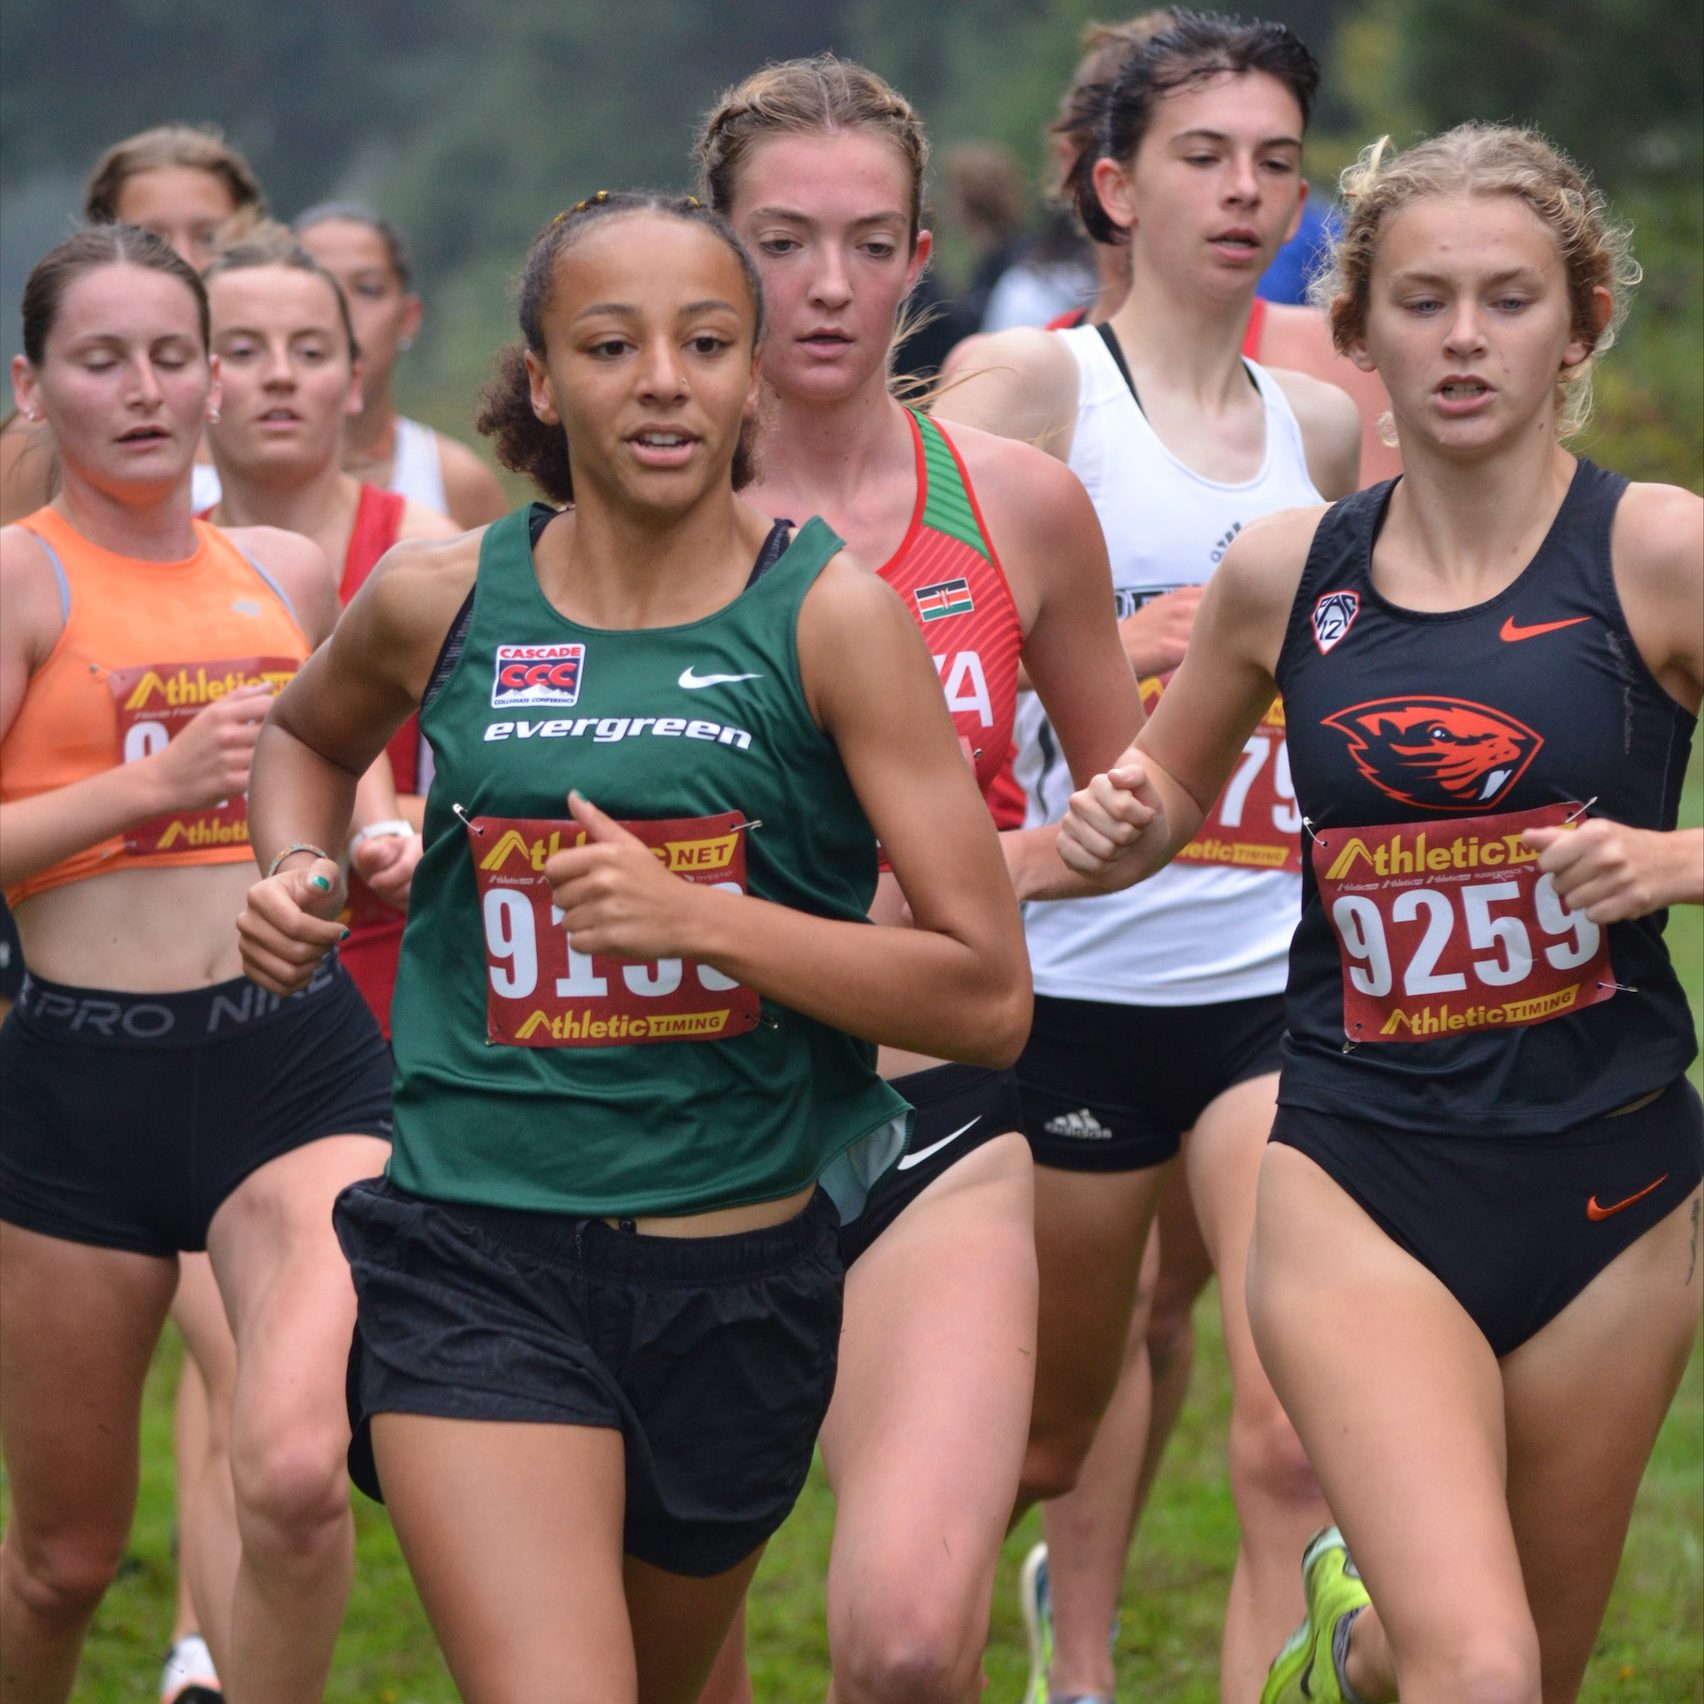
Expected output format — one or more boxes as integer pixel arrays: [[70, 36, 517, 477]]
[[1275, 459, 1697, 1135]]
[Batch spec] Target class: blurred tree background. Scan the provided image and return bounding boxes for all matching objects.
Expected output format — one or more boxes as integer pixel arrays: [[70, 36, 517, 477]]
[[2, 0, 1698, 486]]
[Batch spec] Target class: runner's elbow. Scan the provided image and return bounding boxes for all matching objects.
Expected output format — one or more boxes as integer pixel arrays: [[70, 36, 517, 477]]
[[968, 974, 1032, 1069]]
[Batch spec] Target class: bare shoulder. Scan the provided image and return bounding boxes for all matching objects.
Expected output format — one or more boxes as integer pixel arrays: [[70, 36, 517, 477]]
[[1266, 366, 1363, 499], [0, 523, 66, 662], [1213, 503, 1331, 622], [398, 495, 463, 542], [220, 523, 340, 642], [1612, 480, 1703, 698], [1613, 479, 1703, 581], [220, 522, 327, 583], [799, 549, 915, 631], [932, 326, 1079, 452], [358, 528, 486, 646], [797, 550, 934, 726], [435, 433, 509, 526], [945, 420, 1098, 547], [0, 418, 57, 525]]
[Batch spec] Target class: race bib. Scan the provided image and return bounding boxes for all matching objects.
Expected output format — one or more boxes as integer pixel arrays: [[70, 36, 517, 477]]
[[468, 809, 761, 1048], [1142, 674, 1301, 873], [1312, 801, 1614, 1045], [109, 657, 297, 855]]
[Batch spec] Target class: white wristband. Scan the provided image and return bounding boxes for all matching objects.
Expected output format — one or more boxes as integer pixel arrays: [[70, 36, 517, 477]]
[[347, 819, 416, 858]]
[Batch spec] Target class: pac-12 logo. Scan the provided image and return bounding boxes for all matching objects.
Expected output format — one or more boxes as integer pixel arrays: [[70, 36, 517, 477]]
[[1322, 696, 1542, 812], [492, 643, 585, 709], [1311, 591, 1360, 654]]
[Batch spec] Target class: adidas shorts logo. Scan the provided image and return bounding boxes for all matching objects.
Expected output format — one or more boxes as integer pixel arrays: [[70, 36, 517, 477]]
[[1043, 1108, 1114, 1140]]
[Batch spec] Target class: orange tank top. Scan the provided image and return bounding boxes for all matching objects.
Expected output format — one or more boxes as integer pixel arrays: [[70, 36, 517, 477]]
[[2, 506, 310, 906]]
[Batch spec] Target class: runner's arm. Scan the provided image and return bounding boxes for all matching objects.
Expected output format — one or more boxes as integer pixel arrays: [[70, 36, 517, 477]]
[[246, 533, 477, 877], [1060, 506, 1319, 884], [975, 441, 1147, 899], [550, 562, 1031, 1068], [1521, 481, 1704, 919]]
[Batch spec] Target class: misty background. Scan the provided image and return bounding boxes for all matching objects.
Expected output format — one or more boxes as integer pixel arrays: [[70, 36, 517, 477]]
[[3, 0, 1698, 486]]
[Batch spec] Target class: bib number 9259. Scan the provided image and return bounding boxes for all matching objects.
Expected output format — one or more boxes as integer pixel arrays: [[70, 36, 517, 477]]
[[1312, 801, 1614, 1043], [468, 810, 760, 1047]]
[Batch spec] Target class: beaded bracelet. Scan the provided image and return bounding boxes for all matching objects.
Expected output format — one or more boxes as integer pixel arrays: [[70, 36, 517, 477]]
[[267, 842, 334, 878]]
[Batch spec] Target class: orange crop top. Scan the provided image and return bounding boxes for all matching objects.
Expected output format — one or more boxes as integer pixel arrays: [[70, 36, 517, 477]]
[[1, 506, 310, 906]]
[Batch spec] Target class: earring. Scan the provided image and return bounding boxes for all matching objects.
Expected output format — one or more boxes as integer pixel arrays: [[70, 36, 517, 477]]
[[25, 408, 43, 424], [206, 406, 221, 424], [398, 336, 414, 352]]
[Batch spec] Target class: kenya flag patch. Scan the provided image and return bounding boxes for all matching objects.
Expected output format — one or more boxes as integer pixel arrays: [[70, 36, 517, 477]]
[[914, 578, 975, 621]]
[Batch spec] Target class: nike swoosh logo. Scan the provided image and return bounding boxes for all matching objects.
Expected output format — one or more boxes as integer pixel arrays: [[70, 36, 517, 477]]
[[679, 667, 763, 689], [896, 1117, 981, 1171], [1587, 1174, 1669, 1220], [1499, 615, 1591, 643]]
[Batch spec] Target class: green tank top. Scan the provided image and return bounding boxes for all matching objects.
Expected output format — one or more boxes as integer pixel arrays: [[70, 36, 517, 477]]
[[388, 506, 908, 1215]]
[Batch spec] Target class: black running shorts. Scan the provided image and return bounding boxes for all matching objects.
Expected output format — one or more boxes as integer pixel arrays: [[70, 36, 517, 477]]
[[1018, 991, 1285, 1172], [335, 1176, 844, 1578], [0, 959, 393, 1255], [1269, 1078, 1704, 1356], [839, 1062, 1023, 1265]]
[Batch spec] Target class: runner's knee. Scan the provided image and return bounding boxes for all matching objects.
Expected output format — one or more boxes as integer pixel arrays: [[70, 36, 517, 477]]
[[1144, 1289, 1196, 1375], [1399, 1624, 1540, 1704], [231, 1423, 349, 1558], [1018, 1423, 1093, 1505], [3, 1523, 127, 1628], [1226, 1399, 1319, 1512], [830, 1589, 985, 1704]]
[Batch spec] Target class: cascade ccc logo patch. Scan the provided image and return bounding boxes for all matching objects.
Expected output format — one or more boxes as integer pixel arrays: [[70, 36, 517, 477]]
[[1321, 696, 1542, 813], [492, 643, 585, 709]]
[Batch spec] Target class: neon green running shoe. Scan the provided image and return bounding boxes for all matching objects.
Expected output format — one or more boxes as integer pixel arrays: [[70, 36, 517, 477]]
[[1019, 1542, 1053, 1704], [1260, 1527, 1371, 1704]]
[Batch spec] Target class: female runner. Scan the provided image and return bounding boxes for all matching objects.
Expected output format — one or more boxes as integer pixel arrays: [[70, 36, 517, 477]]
[[296, 202, 508, 527], [692, 55, 1144, 1704], [236, 189, 1031, 1704], [1062, 122, 1702, 1704], [935, 16, 1362, 1701], [1, 124, 266, 525], [0, 226, 395, 1704], [203, 224, 459, 1031]]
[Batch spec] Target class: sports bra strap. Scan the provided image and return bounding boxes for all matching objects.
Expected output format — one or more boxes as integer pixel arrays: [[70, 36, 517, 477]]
[[236, 546, 303, 631], [21, 525, 71, 624]]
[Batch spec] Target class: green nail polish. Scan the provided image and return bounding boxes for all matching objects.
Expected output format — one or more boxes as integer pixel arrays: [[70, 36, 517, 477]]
[[340, 928, 351, 940], [309, 874, 331, 892]]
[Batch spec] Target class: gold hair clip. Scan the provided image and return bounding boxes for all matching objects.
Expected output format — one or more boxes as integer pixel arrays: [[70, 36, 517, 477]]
[[685, 194, 702, 208], [556, 189, 613, 225]]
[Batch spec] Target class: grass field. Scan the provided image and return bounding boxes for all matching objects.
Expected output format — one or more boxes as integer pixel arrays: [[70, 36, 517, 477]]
[[25, 792, 1704, 1703]]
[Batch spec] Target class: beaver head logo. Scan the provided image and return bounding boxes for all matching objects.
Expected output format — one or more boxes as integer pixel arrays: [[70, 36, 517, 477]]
[[1322, 697, 1542, 812]]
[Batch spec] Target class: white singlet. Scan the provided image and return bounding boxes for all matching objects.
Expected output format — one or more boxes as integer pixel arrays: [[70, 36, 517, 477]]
[[1014, 323, 1319, 1005], [388, 414, 448, 514], [190, 460, 222, 512]]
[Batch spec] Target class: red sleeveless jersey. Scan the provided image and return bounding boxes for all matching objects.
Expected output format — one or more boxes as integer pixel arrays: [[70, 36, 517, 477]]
[[880, 412, 1022, 811], [338, 483, 410, 1035]]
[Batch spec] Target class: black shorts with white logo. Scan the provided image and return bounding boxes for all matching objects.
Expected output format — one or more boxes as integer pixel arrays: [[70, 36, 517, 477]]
[[0, 959, 393, 1255], [336, 1176, 844, 1577], [838, 1063, 1023, 1265], [1018, 991, 1285, 1173], [1270, 1078, 1704, 1356]]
